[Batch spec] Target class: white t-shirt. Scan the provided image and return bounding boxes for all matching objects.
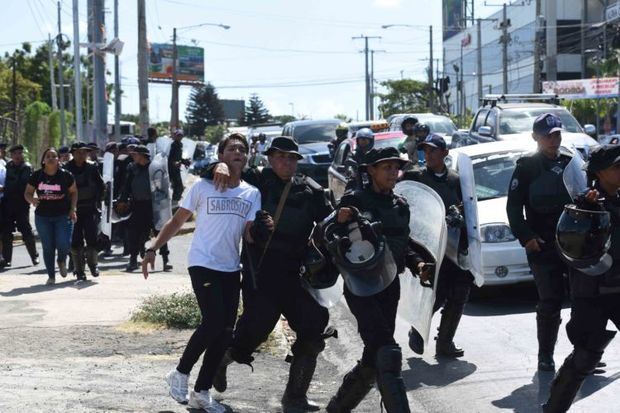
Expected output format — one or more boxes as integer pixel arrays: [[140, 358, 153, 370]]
[[180, 178, 261, 272]]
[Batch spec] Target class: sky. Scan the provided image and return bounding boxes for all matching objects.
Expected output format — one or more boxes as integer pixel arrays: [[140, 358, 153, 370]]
[[0, 0, 496, 124]]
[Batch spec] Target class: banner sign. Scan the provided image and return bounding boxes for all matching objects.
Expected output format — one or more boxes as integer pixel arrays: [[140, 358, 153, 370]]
[[148, 43, 204, 84], [606, 1, 620, 22], [542, 78, 620, 99]]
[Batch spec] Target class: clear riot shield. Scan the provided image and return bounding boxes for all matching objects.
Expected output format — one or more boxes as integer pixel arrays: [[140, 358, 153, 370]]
[[149, 153, 172, 230], [147, 142, 156, 159], [457, 152, 484, 287], [156, 136, 173, 157], [180, 137, 197, 186], [100, 152, 114, 237], [394, 180, 447, 348], [301, 277, 344, 308], [563, 151, 587, 201]]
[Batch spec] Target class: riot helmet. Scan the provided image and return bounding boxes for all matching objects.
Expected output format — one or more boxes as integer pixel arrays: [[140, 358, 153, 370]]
[[400, 116, 418, 135], [323, 210, 397, 296], [258, 133, 267, 143], [355, 127, 375, 153], [556, 204, 612, 276], [335, 122, 349, 141], [413, 123, 430, 139]]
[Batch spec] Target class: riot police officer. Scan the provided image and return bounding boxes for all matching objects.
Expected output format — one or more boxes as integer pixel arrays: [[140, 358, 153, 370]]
[[401, 134, 472, 358], [207, 136, 333, 413], [327, 147, 428, 413], [335, 122, 349, 146], [65, 142, 105, 281], [344, 127, 375, 192], [543, 144, 620, 412], [117, 145, 170, 272], [506, 113, 572, 371], [169, 129, 185, 203], [1, 144, 38, 268]]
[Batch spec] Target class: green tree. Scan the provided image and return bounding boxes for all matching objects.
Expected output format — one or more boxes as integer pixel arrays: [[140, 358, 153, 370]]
[[185, 83, 225, 137], [272, 114, 296, 124], [24, 101, 51, 154], [334, 113, 352, 122], [242, 93, 271, 126], [377, 79, 432, 118]]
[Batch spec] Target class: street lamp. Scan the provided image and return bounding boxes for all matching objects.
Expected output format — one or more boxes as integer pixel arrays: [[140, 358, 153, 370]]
[[170, 22, 230, 131]]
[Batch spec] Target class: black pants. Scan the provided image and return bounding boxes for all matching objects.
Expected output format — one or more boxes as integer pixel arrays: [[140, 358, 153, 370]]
[[177, 267, 241, 391], [433, 258, 473, 314], [127, 200, 168, 257], [170, 171, 184, 202], [232, 259, 329, 361], [2, 203, 34, 262], [344, 276, 400, 368], [566, 294, 620, 349], [71, 207, 99, 249], [527, 248, 567, 319]]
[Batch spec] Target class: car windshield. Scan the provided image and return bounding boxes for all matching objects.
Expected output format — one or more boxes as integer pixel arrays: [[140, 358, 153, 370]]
[[293, 123, 338, 144], [421, 117, 457, 134], [499, 108, 583, 134], [374, 137, 404, 150], [471, 151, 526, 201]]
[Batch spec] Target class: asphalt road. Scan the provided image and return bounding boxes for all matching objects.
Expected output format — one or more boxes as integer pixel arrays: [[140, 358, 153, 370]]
[[1, 233, 619, 412]]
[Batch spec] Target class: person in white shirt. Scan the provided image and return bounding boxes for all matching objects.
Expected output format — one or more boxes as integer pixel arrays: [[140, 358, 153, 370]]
[[142, 133, 263, 413]]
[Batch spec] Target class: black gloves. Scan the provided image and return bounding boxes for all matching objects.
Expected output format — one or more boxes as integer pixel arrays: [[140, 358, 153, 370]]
[[446, 204, 465, 228], [250, 210, 273, 245]]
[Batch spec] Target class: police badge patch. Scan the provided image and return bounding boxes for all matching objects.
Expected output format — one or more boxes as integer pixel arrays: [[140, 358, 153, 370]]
[[510, 178, 519, 190]]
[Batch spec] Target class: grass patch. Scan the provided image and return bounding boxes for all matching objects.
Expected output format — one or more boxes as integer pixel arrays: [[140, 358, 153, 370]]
[[131, 291, 201, 329]]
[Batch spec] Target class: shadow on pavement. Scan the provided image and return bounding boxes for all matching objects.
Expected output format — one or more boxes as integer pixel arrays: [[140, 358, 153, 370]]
[[0, 279, 96, 296], [0, 265, 32, 272], [403, 356, 477, 391], [574, 370, 620, 404], [491, 371, 554, 412]]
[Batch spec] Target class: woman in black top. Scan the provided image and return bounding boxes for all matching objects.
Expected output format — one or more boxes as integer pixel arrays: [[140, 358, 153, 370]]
[[25, 148, 77, 285]]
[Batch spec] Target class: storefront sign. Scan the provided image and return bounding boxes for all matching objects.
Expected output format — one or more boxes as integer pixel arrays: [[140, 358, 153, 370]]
[[542, 78, 620, 99]]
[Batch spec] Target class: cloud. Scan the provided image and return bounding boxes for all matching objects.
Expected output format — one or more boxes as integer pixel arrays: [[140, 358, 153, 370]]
[[373, 0, 402, 8]]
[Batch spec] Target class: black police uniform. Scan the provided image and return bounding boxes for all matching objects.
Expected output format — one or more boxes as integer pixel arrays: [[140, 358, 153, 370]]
[[119, 160, 169, 270], [506, 150, 573, 369], [168, 139, 184, 201], [209, 164, 333, 412], [65, 158, 105, 279], [401, 166, 473, 357], [1, 159, 38, 266], [327, 186, 413, 413], [114, 152, 133, 252]]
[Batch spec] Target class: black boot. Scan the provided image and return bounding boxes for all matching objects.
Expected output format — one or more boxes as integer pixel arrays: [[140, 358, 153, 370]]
[[2, 233, 14, 267], [162, 254, 173, 271], [281, 355, 320, 412], [537, 312, 561, 371], [435, 303, 465, 358], [71, 247, 86, 281], [85, 247, 99, 277], [543, 330, 616, 413], [376, 345, 411, 413], [408, 326, 424, 355], [125, 254, 138, 272], [213, 349, 234, 393], [326, 362, 376, 413], [24, 236, 39, 266]]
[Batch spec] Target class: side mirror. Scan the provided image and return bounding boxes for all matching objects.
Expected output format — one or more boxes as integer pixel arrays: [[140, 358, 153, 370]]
[[583, 124, 596, 137], [478, 125, 493, 137]]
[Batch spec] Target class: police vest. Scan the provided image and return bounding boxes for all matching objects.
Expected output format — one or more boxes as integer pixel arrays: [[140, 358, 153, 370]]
[[405, 167, 461, 211], [349, 188, 410, 272], [522, 153, 572, 215], [129, 164, 152, 201], [4, 161, 32, 205], [67, 161, 99, 205]]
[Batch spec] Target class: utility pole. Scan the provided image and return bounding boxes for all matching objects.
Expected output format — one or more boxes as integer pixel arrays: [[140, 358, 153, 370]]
[[92, 0, 106, 147], [580, 0, 586, 78], [369, 49, 386, 120], [545, 0, 558, 81], [171, 27, 179, 130], [429, 25, 434, 113], [533, 0, 542, 92], [500, 3, 510, 94], [57, 1, 67, 146], [137, 0, 150, 137], [73, 0, 83, 140], [477, 18, 483, 102], [48, 34, 58, 111], [113, 0, 120, 141], [353, 35, 381, 120]]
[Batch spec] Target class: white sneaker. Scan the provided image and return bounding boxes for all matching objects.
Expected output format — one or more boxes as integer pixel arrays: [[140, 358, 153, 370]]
[[188, 390, 226, 413], [165, 368, 189, 404]]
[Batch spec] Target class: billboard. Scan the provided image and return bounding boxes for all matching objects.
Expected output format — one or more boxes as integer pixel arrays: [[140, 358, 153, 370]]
[[221, 99, 245, 122], [543, 78, 620, 99], [148, 43, 204, 84], [443, 0, 464, 40]]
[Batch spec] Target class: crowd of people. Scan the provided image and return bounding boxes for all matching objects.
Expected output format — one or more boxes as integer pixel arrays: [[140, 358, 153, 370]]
[[1, 112, 618, 413]]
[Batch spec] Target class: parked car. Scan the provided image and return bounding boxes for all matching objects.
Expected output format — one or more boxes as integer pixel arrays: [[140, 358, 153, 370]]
[[346, 120, 390, 138], [452, 94, 599, 158], [388, 113, 458, 147], [327, 131, 405, 203], [281, 119, 342, 186], [246, 122, 283, 141]]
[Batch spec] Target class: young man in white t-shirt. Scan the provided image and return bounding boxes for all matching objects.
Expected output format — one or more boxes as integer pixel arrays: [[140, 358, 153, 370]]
[[142, 133, 263, 413]]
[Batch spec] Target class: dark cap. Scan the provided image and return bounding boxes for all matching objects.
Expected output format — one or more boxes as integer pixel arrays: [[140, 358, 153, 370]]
[[585, 144, 620, 174], [105, 142, 118, 152], [362, 147, 408, 169], [533, 113, 563, 136], [263, 136, 303, 159], [70, 141, 90, 153], [8, 144, 24, 153], [417, 133, 447, 151], [130, 144, 150, 157], [58, 146, 70, 155], [87, 142, 99, 150]]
